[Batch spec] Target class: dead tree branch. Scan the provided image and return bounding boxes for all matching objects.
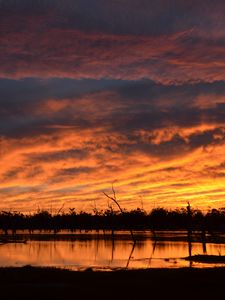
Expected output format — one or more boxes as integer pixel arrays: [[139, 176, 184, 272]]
[[103, 185, 136, 243]]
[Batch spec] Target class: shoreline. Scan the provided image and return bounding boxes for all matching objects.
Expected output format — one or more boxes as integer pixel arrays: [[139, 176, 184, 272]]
[[0, 229, 225, 244]]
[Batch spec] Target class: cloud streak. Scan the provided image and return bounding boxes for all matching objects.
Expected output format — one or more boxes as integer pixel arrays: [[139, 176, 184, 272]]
[[1, 1, 225, 83], [1, 78, 225, 211], [1, 1, 225, 212]]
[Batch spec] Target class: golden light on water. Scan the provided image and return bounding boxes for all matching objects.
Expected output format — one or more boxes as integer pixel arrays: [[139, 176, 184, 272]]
[[0, 233, 224, 269]]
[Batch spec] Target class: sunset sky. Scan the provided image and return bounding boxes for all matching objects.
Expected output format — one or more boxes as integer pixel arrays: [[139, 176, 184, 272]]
[[1, 0, 225, 213]]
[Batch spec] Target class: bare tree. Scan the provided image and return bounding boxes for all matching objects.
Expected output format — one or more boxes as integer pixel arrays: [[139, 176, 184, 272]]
[[103, 183, 136, 243]]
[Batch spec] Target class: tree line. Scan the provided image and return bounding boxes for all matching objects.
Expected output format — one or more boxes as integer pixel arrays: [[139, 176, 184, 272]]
[[0, 207, 224, 234]]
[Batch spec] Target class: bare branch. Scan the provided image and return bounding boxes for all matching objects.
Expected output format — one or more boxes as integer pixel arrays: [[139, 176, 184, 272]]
[[103, 190, 136, 243], [103, 192, 123, 213], [112, 182, 116, 201], [57, 203, 65, 215]]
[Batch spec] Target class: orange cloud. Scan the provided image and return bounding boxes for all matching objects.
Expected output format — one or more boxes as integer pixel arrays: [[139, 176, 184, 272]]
[[1, 1, 225, 212], [1, 121, 225, 213]]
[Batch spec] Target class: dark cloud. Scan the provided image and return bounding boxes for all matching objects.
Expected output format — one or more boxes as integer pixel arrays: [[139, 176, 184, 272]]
[[2, 164, 44, 182], [0, 185, 41, 195], [1, 1, 225, 82], [1, 78, 225, 113], [0, 78, 126, 111], [1, 79, 225, 148], [57, 167, 96, 177], [110, 127, 225, 159], [1, 0, 225, 36], [1, 1, 225, 210], [111, 106, 225, 134], [48, 167, 98, 184], [117, 80, 225, 104], [27, 149, 88, 163], [3, 167, 24, 181]]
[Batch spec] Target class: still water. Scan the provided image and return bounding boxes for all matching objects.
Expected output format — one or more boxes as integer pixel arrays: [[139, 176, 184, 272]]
[[0, 231, 224, 270]]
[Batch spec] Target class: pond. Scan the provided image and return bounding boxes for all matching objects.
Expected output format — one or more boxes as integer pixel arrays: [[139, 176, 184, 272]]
[[0, 230, 224, 270]]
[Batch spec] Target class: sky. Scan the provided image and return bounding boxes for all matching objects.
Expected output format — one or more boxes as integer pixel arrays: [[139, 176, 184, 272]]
[[1, 0, 225, 213]]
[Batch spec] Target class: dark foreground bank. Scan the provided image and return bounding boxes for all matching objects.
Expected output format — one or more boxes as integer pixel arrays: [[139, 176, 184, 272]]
[[0, 266, 224, 300]]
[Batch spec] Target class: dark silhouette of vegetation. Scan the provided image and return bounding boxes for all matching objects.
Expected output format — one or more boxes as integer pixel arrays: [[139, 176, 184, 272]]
[[0, 207, 224, 234]]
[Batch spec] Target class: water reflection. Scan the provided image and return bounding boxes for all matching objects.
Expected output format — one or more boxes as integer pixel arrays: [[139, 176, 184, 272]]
[[0, 231, 225, 270]]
